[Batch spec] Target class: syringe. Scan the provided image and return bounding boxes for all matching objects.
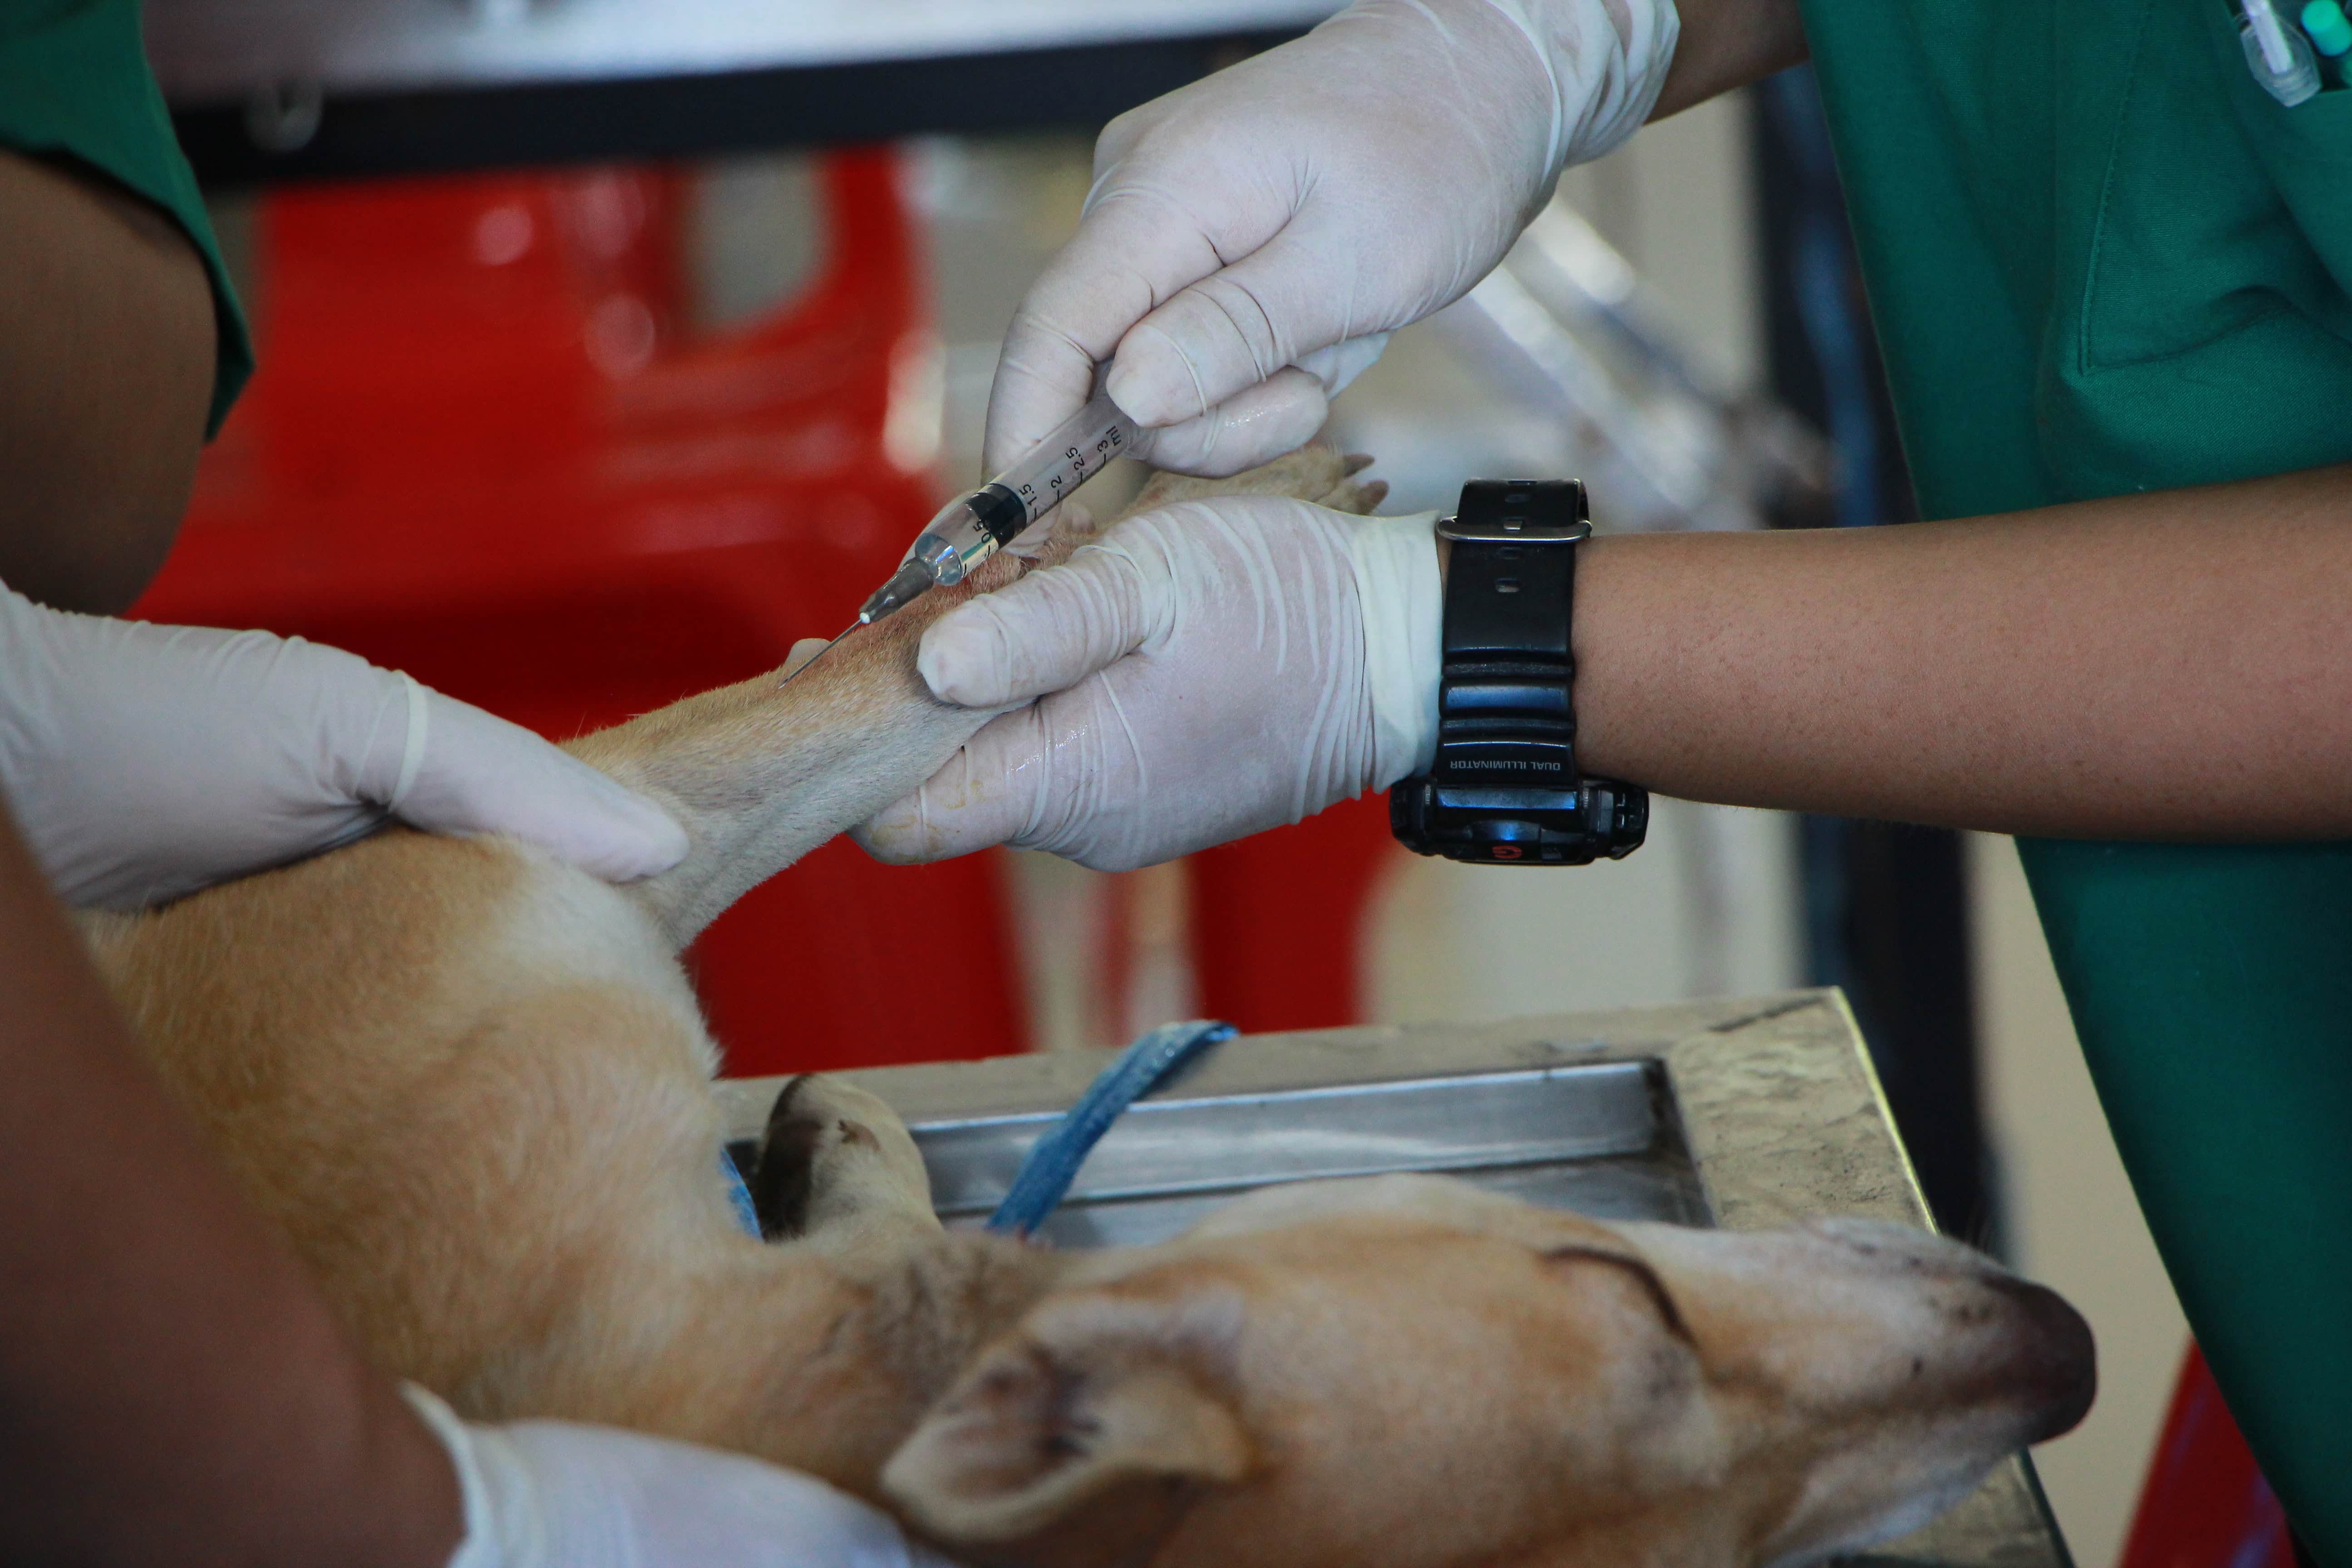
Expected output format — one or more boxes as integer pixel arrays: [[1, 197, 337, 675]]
[[857, 391, 1137, 625]]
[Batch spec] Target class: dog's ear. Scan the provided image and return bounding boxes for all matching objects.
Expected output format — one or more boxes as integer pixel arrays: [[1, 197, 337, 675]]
[[880, 1290, 1252, 1546]]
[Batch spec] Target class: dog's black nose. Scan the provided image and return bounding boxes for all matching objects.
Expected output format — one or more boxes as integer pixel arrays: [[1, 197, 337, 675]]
[[1981, 1274, 2097, 1442]]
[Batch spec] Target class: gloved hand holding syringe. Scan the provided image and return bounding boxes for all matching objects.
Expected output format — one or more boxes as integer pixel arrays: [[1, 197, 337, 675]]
[[778, 389, 1137, 685], [862, 390, 1137, 624]]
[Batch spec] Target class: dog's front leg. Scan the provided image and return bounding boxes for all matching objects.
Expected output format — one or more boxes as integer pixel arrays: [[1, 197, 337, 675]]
[[569, 448, 1386, 950], [563, 520, 1087, 948]]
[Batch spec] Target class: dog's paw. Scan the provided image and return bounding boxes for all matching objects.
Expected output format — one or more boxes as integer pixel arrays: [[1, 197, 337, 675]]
[[1313, 452, 1390, 517], [1126, 447, 1388, 519], [750, 1075, 935, 1243]]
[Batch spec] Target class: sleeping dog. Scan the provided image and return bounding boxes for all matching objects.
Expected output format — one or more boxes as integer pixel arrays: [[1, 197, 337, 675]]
[[79, 450, 2092, 1567]]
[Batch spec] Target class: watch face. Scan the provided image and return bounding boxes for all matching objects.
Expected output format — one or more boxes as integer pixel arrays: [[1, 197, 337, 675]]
[[1390, 777, 1647, 866]]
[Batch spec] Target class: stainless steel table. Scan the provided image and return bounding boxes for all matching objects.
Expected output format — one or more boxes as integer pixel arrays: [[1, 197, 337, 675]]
[[715, 989, 2073, 1567]]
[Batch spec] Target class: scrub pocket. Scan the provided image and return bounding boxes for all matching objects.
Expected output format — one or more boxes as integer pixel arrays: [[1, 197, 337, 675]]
[[2053, 0, 2352, 494], [2209, 0, 2352, 300], [2078, 0, 2352, 371]]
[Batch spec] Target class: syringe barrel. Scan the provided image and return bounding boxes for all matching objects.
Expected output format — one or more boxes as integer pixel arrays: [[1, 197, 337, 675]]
[[860, 390, 1137, 624], [857, 484, 1025, 621], [996, 392, 1138, 526], [900, 483, 1025, 591]]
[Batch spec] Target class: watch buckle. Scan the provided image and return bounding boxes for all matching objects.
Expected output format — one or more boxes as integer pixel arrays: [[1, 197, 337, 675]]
[[1436, 514, 1592, 545]]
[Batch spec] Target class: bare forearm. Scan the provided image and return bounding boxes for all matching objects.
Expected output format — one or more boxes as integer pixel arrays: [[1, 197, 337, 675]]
[[0, 151, 213, 612], [1574, 466, 2352, 838], [0, 811, 458, 1567], [1651, 0, 1807, 120]]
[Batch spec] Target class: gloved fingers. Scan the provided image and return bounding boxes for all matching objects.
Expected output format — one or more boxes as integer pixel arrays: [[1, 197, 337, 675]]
[[501, 1420, 960, 1568], [1102, 217, 1394, 433], [0, 608, 404, 906], [981, 190, 1230, 473], [982, 320, 1100, 479], [872, 494, 1402, 876], [1116, 368, 1333, 479], [783, 638, 833, 678], [80, 631, 680, 893], [397, 692, 689, 882], [916, 537, 1167, 709], [405, 1387, 959, 1568], [1090, 88, 1170, 174], [853, 706, 1058, 866]]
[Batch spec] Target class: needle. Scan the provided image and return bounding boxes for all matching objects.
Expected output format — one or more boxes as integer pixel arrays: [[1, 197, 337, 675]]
[[777, 622, 858, 690]]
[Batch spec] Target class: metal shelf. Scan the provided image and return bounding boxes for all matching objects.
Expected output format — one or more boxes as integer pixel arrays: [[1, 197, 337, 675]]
[[144, 0, 1337, 100], [146, 0, 1342, 185]]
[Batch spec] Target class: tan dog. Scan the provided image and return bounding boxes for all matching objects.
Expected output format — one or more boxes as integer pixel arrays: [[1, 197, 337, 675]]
[[78, 451, 2092, 1567]]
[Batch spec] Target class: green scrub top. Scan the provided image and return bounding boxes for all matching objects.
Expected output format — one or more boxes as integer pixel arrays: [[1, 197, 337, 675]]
[[1800, 0, 2352, 1555], [0, 0, 253, 434]]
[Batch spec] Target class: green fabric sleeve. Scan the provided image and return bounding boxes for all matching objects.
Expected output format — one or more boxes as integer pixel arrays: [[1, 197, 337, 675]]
[[0, 0, 254, 436]]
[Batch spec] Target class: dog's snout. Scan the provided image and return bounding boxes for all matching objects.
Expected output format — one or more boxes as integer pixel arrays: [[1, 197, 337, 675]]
[[1978, 1274, 2097, 1442], [1808, 1216, 1984, 1276], [1804, 1217, 2094, 1443]]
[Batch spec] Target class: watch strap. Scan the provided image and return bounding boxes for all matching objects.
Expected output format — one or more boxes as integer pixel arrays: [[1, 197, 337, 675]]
[[1432, 480, 1589, 791], [1390, 477, 1646, 867]]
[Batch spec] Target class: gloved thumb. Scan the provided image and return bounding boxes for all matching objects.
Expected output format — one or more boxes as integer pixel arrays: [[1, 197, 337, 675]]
[[389, 689, 690, 882], [917, 534, 1168, 709]]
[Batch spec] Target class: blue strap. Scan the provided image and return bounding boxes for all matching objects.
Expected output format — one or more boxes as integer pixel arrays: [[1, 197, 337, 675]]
[[723, 1152, 762, 1238], [987, 1019, 1237, 1237]]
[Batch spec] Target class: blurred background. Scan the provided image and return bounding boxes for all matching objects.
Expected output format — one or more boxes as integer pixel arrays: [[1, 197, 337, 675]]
[[139, 3, 2239, 1560]]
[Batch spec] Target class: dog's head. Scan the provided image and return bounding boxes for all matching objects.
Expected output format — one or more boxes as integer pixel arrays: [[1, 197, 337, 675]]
[[881, 1174, 2092, 1568]]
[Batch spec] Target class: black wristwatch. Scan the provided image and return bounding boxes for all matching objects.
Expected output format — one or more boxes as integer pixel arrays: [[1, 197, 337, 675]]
[[1388, 480, 1648, 866]]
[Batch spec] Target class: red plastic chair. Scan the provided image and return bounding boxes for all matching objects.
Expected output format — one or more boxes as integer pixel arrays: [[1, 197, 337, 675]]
[[134, 151, 1022, 1076], [2120, 1342, 2296, 1568], [1186, 794, 1402, 1032]]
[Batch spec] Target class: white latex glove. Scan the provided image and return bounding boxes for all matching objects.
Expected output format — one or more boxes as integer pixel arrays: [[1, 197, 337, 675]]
[[855, 497, 1441, 873], [985, 0, 1678, 478], [0, 585, 687, 909], [403, 1387, 959, 1568]]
